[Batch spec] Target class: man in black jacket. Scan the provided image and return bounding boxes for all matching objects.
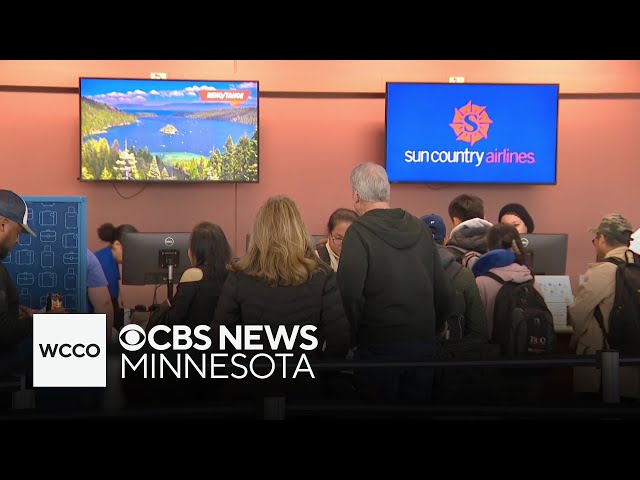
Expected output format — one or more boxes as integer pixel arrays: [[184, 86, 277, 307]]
[[0, 190, 36, 354], [337, 163, 454, 403]]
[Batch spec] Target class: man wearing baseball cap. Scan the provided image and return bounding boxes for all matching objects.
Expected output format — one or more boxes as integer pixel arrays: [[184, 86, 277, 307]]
[[569, 213, 638, 400], [0, 189, 36, 353]]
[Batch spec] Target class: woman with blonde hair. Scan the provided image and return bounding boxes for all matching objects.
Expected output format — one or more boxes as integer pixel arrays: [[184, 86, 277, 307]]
[[213, 196, 350, 400]]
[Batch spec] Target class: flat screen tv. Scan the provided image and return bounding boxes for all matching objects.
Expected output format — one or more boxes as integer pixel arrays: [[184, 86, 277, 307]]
[[79, 78, 259, 183], [385, 82, 559, 185]]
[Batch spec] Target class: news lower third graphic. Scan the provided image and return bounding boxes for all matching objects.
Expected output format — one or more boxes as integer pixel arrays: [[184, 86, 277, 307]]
[[32, 318, 318, 388], [33, 314, 107, 387]]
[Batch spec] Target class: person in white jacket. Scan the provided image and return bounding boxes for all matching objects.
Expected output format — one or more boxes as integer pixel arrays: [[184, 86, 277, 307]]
[[630, 228, 640, 257]]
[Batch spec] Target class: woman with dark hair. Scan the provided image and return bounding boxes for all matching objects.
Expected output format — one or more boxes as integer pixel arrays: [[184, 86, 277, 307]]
[[498, 203, 535, 234], [94, 223, 138, 329], [146, 221, 232, 329], [472, 223, 539, 337], [125, 222, 232, 406], [317, 208, 358, 272], [473, 225, 550, 404]]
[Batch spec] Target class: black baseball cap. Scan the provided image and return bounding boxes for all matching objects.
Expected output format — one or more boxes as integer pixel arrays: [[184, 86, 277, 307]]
[[0, 190, 36, 236]]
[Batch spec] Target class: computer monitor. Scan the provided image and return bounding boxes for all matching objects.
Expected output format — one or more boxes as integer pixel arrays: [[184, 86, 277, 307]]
[[121, 232, 191, 285], [519, 233, 568, 275]]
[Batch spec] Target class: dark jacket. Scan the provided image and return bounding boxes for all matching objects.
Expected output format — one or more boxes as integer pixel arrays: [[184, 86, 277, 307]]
[[337, 208, 454, 347], [212, 265, 350, 359], [148, 266, 224, 330], [436, 244, 488, 340], [0, 263, 32, 352]]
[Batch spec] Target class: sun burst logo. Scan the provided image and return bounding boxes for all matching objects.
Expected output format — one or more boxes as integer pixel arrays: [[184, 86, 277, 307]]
[[449, 101, 493, 146]]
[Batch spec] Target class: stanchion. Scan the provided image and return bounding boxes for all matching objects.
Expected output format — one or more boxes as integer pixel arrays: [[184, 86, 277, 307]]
[[599, 349, 620, 404]]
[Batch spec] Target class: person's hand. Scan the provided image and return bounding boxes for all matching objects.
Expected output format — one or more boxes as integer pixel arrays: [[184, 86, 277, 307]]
[[19, 305, 35, 320]]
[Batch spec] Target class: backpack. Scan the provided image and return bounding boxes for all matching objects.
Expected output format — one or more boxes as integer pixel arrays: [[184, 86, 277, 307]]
[[481, 271, 556, 357], [594, 252, 640, 353]]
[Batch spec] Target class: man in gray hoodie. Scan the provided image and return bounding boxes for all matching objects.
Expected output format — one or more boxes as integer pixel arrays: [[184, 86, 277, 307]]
[[337, 163, 454, 403]]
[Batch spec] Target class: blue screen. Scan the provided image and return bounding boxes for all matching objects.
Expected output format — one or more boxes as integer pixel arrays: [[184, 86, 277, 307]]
[[385, 83, 559, 184]]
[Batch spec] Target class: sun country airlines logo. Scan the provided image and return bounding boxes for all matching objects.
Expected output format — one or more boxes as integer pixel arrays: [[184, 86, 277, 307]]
[[404, 99, 535, 167], [449, 101, 493, 146]]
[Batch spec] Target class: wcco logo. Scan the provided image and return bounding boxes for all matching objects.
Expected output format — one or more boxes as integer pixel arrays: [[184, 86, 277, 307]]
[[33, 314, 107, 387], [39, 343, 101, 358]]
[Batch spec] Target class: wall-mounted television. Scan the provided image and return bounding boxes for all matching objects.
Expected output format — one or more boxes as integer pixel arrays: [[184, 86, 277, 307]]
[[385, 82, 559, 185], [79, 78, 259, 183]]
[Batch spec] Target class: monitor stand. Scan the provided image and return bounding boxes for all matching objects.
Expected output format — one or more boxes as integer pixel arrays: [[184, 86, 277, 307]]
[[159, 249, 180, 304], [166, 263, 175, 303]]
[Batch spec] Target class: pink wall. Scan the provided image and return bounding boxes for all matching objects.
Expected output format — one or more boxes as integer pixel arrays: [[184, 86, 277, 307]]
[[1, 60, 638, 306]]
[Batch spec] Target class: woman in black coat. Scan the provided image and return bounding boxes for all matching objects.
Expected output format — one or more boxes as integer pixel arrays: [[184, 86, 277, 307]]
[[147, 221, 232, 330], [213, 196, 351, 402]]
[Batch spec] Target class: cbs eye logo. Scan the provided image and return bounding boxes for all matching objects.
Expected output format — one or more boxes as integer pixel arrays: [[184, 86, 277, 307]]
[[119, 324, 147, 351]]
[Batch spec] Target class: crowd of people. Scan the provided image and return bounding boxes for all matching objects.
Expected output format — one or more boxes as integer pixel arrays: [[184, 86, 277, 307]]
[[0, 164, 639, 411]]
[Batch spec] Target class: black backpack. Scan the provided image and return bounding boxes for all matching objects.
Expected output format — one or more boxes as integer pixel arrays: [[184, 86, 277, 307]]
[[594, 252, 640, 353], [481, 272, 556, 356]]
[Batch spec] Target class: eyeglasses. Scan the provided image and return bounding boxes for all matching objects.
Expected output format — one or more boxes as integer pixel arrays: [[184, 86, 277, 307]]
[[330, 233, 344, 245], [592, 235, 600, 245]]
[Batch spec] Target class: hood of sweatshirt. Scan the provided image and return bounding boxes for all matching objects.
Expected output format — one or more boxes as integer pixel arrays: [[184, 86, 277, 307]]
[[356, 208, 425, 249], [450, 218, 494, 236], [489, 263, 534, 283], [448, 218, 493, 253]]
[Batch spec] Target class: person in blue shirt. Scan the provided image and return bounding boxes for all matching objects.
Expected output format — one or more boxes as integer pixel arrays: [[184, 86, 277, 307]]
[[86, 248, 115, 341], [94, 223, 138, 330]]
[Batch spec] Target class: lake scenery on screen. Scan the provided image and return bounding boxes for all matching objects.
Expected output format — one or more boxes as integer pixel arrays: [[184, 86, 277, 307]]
[[80, 78, 259, 182]]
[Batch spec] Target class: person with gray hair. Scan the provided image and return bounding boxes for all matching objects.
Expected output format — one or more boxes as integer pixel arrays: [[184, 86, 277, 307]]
[[337, 162, 454, 403], [349, 162, 391, 207]]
